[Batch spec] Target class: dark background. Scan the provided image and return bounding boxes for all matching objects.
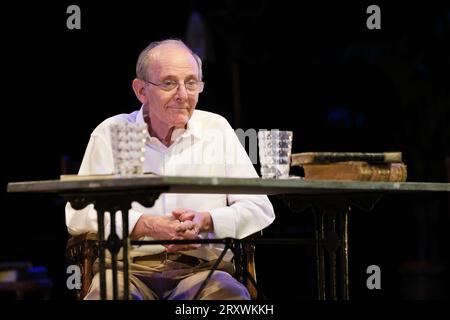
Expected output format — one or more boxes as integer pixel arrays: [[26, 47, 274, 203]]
[[0, 0, 450, 300]]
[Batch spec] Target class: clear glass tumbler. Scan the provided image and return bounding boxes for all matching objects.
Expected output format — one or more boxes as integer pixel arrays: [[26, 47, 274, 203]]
[[110, 122, 148, 176], [258, 129, 293, 179]]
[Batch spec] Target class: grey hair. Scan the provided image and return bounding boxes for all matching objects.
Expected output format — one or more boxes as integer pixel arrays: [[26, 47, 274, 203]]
[[136, 39, 203, 81]]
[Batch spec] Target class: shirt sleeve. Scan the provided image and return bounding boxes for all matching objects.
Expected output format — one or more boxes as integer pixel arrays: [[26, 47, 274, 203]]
[[64, 132, 143, 238], [208, 125, 275, 239]]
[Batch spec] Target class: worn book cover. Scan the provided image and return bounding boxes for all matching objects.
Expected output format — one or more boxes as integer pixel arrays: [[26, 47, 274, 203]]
[[299, 161, 407, 182], [291, 152, 402, 165]]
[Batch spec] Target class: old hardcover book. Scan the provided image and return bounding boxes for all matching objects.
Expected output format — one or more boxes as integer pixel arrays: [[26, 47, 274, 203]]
[[291, 152, 402, 165], [300, 161, 407, 182]]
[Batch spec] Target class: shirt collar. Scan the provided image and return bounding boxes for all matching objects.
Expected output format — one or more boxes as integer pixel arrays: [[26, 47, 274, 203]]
[[137, 105, 202, 142]]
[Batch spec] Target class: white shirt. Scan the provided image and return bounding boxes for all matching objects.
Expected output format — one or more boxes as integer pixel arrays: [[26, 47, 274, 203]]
[[65, 107, 275, 260]]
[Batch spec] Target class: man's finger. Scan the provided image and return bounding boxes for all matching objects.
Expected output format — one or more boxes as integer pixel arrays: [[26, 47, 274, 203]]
[[172, 211, 195, 221], [179, 229, 198, 239], [179, 212, 195, 221], [175, 220, 195, 232], [172, 208, 187, 214], [172, 208, 195, 214], [171, 211, 185, 219]]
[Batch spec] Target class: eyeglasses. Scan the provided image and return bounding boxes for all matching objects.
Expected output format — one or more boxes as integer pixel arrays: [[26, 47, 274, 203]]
[[143, 79, 204, 93]]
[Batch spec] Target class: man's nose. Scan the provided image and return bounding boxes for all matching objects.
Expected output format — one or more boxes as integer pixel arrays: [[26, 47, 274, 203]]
[[175, 83, 189, 100]]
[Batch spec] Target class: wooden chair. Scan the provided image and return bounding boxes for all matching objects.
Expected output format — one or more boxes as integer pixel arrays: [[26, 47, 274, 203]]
[[66, 232, 260, 300]]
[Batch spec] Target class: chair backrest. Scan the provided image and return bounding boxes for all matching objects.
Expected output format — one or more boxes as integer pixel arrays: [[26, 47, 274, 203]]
[[66, 232, 260, 300]]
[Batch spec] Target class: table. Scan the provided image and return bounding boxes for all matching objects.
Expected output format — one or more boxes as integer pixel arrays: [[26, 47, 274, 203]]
[[7, 176, 450, 300]]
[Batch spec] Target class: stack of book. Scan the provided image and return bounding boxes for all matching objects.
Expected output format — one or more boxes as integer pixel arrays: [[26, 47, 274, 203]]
[[291, 152, 407, 182]]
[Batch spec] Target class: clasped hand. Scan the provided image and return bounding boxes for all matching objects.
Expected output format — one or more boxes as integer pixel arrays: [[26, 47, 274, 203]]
[[131, 209, 212, 252]]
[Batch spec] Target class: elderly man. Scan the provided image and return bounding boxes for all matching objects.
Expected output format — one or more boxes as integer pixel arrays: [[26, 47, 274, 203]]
[[65, 39, 275, 300]]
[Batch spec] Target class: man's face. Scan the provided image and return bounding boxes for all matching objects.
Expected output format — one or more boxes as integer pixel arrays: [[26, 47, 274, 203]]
[[143, 44, 200, 129]]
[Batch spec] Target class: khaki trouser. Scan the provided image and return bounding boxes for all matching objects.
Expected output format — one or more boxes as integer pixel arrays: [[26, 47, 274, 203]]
[[84, 253, 250, 300]]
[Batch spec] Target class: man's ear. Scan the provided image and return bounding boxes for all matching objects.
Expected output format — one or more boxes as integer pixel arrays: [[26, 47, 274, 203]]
[[132, 78, 147, 104]]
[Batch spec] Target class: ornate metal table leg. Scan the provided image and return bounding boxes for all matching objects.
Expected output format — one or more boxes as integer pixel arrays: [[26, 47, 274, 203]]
[[108, 210, 120, 300], [97, 208, 107, 300], [121, 205, 131, 300], [314, 210, 326, 300], [313, 201, 346, 300], [326, 213, 339, 300], [315, 206, 339, 300], [280, 194, 381, 300], [95, 203, 123, 300], [328, 211, 338, 300]]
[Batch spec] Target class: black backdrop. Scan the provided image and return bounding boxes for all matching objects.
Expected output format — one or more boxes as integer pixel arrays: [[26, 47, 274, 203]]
[[1, 1, 449, 300]]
